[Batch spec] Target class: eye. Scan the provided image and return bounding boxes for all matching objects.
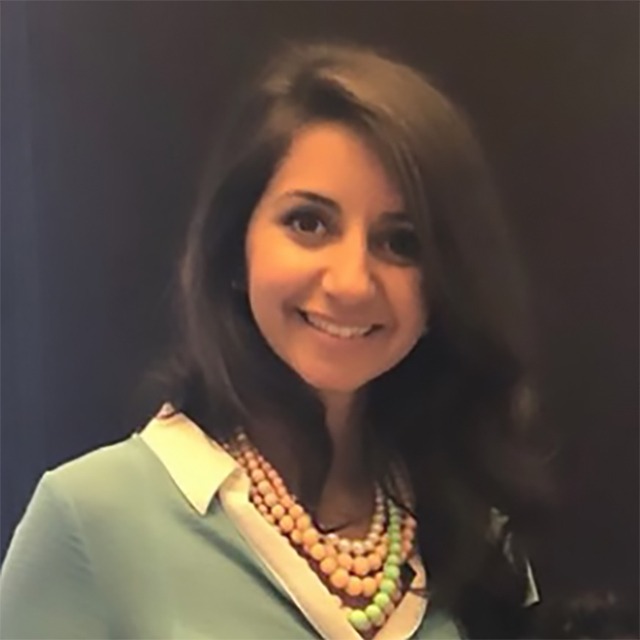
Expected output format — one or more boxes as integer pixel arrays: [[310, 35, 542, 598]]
[[281, 206, 331, 238], [378, 227, 421, 264]]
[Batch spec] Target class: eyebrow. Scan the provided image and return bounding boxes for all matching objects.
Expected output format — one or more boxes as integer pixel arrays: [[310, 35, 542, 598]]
[[281, 189, 412, 223]]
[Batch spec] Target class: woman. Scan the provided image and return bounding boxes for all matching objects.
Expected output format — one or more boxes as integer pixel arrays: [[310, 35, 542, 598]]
[[0, 41, 549, 639]]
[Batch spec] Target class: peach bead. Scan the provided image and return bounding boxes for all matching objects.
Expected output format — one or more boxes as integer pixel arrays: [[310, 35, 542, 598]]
[[376, 544, 388, 558], [250, 468, 266, 483], [296, 514, 312, 531], [331, 594, 342, 609], [346, 576, 363, 597], [289, 504, 304, 520], [257, 504, 268, 515], [337, 553, 353, 571], [291, 529, 303, 545], [265, 514, 275, 525], [375, 571, 383, 586], [264, 492, 278, 508], [280, 495, 294, 509], [353, 556, 370, 577], [252, 493, 264, 505], [368, 552, 382, 571], [271, 504, 285, 520], [325, 544, 338, 557], [362, 576, 377, 597], [279, 515, 294, 533], [310, 543, 327, 561], [319, 556, 338, 575], [257, 480, 271, 495], [302, 528, 319, 548], [329, 568, 349, 589]]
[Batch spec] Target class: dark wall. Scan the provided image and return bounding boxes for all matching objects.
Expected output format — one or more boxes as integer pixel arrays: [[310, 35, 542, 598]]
[[2, 1, 638, 603]]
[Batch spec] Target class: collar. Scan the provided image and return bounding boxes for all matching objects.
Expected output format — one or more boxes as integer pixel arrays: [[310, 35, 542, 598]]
[[137, 404, 238, 515]]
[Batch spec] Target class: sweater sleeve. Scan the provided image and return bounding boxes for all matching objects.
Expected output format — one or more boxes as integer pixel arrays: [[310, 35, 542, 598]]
[[0, 472, 109, 639]]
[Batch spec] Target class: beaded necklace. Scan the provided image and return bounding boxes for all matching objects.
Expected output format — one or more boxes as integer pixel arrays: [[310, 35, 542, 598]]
[[225, 432, 417, 635]]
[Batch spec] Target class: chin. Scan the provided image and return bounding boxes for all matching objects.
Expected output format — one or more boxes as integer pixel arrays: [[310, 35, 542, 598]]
[[295, 367, 377, 395]]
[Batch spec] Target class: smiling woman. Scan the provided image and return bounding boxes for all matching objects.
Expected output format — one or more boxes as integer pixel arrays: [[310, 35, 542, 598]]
[[245, 122, 427, 403], [0, 40, 551, 639]]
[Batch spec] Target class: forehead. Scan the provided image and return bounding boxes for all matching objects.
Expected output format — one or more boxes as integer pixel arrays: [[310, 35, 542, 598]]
[[260, 121, 404, 214]]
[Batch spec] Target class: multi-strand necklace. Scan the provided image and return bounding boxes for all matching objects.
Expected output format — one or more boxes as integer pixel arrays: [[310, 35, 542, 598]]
[[225, 432, 417, 635]]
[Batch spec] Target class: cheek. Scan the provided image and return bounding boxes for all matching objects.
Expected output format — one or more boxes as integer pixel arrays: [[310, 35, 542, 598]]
[[246, 231, 305, 318], [391, 274, 428, 331]]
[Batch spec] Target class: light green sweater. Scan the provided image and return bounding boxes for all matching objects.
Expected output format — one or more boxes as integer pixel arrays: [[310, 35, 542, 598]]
[[0, 413, 462, 639]]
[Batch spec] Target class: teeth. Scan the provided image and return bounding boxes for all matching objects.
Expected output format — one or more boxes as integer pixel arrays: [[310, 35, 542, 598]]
[[304, 312, 372, 338]]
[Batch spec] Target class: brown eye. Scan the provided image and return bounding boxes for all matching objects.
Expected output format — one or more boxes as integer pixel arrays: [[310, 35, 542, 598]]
[[282, 207, 329, 236], [382, 227, 421, 263]]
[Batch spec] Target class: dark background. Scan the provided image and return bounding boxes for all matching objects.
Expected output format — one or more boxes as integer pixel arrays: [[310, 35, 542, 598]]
[[2, 1, 638, 604]]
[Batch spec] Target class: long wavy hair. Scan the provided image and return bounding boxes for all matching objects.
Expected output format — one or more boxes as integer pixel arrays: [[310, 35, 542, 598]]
[[144, 40, 553, 638]]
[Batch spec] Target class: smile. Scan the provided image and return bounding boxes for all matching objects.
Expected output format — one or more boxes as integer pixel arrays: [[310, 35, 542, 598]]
[[297, 310, 380, 339]]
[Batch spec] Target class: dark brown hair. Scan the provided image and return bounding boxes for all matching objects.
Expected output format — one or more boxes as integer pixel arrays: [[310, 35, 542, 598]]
[[146, 40, 553, 638]]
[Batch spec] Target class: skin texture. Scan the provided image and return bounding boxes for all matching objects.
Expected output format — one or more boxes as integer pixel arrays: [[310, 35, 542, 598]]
[[245, 124, 427, 512], [246, 122, 427, 427]]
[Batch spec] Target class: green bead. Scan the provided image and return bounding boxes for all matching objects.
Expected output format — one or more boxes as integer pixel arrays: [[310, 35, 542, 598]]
[[388, 530, 402, 544], [365, 604, 384, 624], [383, 564, 401, 580], [348, 609, 371, 631], [374, 592, 391, 609], [386, 553, 401, 566], [389, 541, 402, 554], [379, 578, 397, 595]]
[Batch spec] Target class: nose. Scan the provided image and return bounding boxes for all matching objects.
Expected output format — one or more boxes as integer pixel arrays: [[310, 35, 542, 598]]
[[321, 237, 376, 304]]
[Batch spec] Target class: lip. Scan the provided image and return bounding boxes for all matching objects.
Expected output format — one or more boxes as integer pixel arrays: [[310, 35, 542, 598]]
[[300, 309, 383, 331], [296, 309, 382, 341]]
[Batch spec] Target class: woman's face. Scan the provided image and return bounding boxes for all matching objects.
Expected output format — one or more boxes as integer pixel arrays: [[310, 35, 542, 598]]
[[245, 121, 427, 397]]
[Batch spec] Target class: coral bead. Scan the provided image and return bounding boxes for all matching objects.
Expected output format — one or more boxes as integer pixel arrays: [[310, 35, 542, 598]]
[[257, 480, 271, 496], [289, 504, 304, 520], [319, 556, 338, 575], [250, 468, 266, 483], [330, 568, 349, 590], [310, 543, 327, 561], [368, 552, 382, 571], [301, 528, 319, 548], [337, 553, 353, 571], [279, 515, 294, 533], [271, 504, 285, 520], [296, 514, 312, 532], [376, 544, 388, 558], [362, 576, 377, 597], [264, 492, 278, 508], [346, 576, 363, 597], [353, 556, 370, 577]]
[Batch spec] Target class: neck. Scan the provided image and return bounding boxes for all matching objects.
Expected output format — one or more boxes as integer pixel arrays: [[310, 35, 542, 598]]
[[316, 388, 374, 532]]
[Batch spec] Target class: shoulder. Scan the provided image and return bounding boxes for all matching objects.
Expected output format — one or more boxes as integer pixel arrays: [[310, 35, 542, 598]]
[[45, 434, 155, 504]]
